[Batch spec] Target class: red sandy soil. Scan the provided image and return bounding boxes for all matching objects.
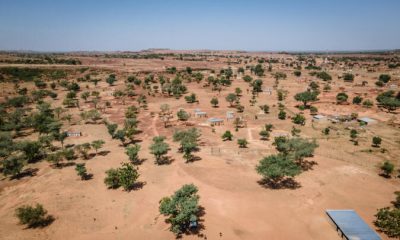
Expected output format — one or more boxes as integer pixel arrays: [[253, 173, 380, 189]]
[[0, 52, 399, 239]]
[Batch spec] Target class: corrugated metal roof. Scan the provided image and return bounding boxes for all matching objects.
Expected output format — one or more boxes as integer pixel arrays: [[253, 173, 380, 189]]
[[326, 210, 381, 240], [208, 117, 223, 122], [358, 117, 376, 123]]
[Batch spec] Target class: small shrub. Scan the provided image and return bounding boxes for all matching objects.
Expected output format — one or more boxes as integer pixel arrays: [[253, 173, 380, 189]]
[[15, 204, 53, 228]]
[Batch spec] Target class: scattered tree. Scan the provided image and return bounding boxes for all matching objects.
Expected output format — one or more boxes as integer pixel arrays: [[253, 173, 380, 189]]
[[159, 184, 200, 235], [237, 138, 248, 148], [372, 136, 382, 147], [222, 130, 233, 141], [149, 136, 170, 164], [125, 144, 141, 164], [75, 163, 90, 180], [210, 97, 219, 107], [380, 161, 394, 178], [15, 204, 53, 228], [256, 154, 301, 187]]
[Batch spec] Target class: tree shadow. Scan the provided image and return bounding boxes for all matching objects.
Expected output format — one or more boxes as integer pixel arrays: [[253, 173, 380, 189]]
[[134, 130, 143, 135], [128, 181, 146, 191], [257, 178, 301, 190], [51, 162, 76, 169], [186, 155, 202, 163], [132, 158, 146, 165], [97, 150, 111, 156], [378, 173, 392, 179], [298, 160, 318, 171], [81, 173, 94, 181], [23, 215, 55, 229], [11, 168, 39, 180], [156, 156, 174, 165]]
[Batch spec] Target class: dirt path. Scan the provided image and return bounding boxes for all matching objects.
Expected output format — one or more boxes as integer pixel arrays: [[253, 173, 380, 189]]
[[151, 115, 159, 137]]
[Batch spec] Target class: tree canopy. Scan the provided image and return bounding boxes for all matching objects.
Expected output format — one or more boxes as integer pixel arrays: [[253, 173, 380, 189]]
[[159, 184, 200, 235]]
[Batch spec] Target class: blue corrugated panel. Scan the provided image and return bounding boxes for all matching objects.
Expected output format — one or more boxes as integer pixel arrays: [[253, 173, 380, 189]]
[[326, 210, 381, 240]]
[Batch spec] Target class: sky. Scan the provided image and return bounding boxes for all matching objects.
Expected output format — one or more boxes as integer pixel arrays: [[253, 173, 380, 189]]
[[0, 0, 399, 52]]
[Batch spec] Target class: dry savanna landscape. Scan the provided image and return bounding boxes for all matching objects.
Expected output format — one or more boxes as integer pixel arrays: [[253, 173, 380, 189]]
[[0, 50, 399, 240]]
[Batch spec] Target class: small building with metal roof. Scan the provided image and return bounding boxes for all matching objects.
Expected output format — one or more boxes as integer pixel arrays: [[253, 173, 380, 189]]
[[326, 210, 381, 240]]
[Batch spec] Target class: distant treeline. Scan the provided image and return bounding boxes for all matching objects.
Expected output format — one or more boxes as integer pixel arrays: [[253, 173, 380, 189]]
[[0, 56, 81, 65], [104, 53, 175, 60], [327, 56, 400, 62], [0, 67, 69, 82]]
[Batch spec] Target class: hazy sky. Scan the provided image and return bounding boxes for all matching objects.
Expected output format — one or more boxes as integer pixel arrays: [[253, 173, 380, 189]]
[[0, 0, 399, 51]]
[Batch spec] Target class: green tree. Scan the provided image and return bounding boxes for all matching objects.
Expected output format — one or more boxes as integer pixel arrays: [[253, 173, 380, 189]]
[[173, 128, 201, 162], [225, 93, 237, 106], [75, 163, 89, 180], [292, 114, 306, 125], [259, 104, 270, 114], [2, 156, 24, 177], [76, 143, 92, 159], [362, 99, 373, 108], [104, 163, 139, 191], [243, 75, 253, 82], [380, 161, 394, 178], [150, 136, 170, 164], [375, 207, 400, 238], [278, 110, 286, 120], [46, 152, 64, 168], [256, 154, 301, 187], [177, 109, 190, 121], [316, 71, 332, 81], [237, 138, 248, 148], [118, 163, 140, 191], [222, 130, 233, 141], [336, 92, 349, 104], [273, 72, 287, 81], [184, 93, 197, 103], [253, 64, 264, 76], [104, 168, 120, 189], [15, 204, 53, 228], [294, 70, 301, 77], [18, 141, 43, 163], [114, 129, 126, 145], [379, 74, 391, 83], [106, 74, 116, 86], [294, 91, 318, 107], [350, 129, 358, 140], [91, 140, 105, 154], [125, 144, 141, 164], [259, 130, 269, 141], [352, 96, 363, 105], [310, 106, 318, 115], [343, 73, 354, 82], [235, 87, 242, 96], [106, 123, 118, 138], [159, 184, 200, 235], [376, 91, 400, 112], [210, 97, 219, 107], [252, 79, 263, 93], [274, 137, 318, 164], [372, 136, 382, 147]]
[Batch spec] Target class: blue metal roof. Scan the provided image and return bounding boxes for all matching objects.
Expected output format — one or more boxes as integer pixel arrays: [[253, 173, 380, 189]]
[[326, 210, 381, 240], [358, 117, 376, 123], [208, 117, 223, 122]]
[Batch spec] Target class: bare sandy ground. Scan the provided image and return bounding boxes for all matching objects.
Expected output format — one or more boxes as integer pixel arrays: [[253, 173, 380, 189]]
[[0, 53, 399, 239]]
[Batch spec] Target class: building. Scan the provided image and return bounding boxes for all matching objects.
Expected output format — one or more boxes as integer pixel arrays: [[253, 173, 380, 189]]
[[66, 131, 81, 137], [226, 111, 234, 120], [194, 109, 207, 118], [357, 117, 376, 125], [208, 117, 224, 126], [312, 114, 326, 121]]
